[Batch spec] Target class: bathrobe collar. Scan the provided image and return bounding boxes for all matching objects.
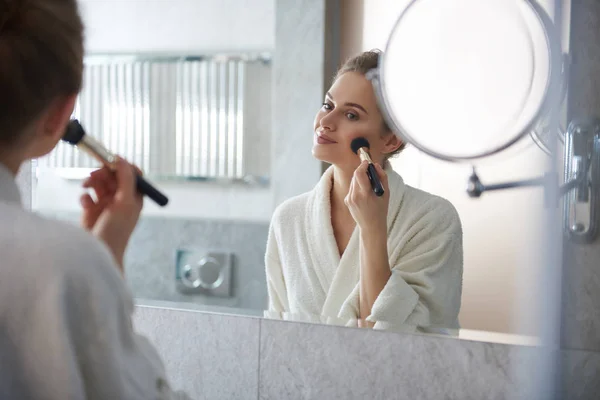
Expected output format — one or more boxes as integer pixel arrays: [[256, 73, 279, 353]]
[[0, 163, 21, 206], [306, 164, 407, 318]]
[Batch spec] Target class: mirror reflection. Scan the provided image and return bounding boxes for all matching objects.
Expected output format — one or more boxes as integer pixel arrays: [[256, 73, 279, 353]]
[[29, 0, 561, 344], [264, 51, 462, 331]]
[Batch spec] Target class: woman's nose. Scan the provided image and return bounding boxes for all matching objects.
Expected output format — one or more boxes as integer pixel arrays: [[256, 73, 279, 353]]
[[319, 112, 336, 131]]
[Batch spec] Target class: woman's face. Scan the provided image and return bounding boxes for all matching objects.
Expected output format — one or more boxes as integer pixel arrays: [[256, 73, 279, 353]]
[[312, 72, 400, 168]]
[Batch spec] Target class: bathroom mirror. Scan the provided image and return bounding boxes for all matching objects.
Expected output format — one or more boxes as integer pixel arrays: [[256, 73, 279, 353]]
[[28, 0, 567, 345]]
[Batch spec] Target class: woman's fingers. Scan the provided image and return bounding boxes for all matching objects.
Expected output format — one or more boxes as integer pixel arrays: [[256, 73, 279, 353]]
[[83, 166, 116, 200], [80, 193, 104, 230]]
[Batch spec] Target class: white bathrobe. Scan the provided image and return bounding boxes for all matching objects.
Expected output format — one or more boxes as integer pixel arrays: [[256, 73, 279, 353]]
[[0, 164, 189, 400], [265, 165, 463, 330]]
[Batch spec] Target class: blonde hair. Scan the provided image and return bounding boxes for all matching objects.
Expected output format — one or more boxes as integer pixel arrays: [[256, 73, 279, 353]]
[[0, 0, 84, 144]]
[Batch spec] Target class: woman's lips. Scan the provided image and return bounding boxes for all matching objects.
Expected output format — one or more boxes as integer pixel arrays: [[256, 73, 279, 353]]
[[315, 133, 337, 144]]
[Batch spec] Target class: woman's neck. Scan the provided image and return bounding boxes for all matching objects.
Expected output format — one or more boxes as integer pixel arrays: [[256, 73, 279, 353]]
[[330, 164, 356, 211]]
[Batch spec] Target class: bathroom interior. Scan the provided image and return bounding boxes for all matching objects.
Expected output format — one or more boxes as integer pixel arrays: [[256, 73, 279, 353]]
[[16, 0, 600, 398]]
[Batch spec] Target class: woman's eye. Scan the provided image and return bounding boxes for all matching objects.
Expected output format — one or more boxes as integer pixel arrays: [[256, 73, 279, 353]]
[[346, 112, 358, 121], [322, 102, 332, 110]]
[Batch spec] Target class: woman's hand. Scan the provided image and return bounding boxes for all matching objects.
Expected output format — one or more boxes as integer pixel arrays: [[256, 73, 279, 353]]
[[80, 158, 143, 273], [347, 161, 392, 323], [345, 160, 389, 234]]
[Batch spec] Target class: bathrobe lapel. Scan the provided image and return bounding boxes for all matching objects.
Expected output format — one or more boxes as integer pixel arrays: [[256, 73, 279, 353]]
[[321, 228, 360, 317], [319, 165, 407, 319], [304, 167, 345, 304]]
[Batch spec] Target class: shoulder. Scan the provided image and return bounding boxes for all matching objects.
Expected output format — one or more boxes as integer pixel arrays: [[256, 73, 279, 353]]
[[0, 206, 134, 343], [271, 190, 312, 226], [399, 185, 462, 236]]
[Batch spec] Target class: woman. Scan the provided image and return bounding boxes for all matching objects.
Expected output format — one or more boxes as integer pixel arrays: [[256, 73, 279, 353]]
[[0, 1, 188, 398], [265, 50, 463, 330]]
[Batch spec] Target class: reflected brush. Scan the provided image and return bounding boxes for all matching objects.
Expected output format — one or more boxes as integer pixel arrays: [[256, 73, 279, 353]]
[[350, 137, 385, 197]]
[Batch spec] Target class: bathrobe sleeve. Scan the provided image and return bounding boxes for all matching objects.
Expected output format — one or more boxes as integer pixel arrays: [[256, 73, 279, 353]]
[[264, 219, 289, 314], [367, 198, 463, 330], [56, 240, 192, 400]]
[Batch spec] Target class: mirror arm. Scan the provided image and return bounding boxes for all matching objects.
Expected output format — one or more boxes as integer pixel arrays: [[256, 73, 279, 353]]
[[466, 120, 600, 244], [466, 171, 548, 198]]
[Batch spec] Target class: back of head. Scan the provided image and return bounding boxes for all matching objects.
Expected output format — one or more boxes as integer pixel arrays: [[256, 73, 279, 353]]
[[0, 0, 84, 145]]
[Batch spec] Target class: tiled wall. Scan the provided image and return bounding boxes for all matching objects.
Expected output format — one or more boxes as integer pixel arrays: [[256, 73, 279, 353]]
[[270, 0, 329, 208], [556, 0, 600, 397], [133, 305, 600, 400], [127, 216, 269, 310], [562, 0, 600, 355], [133, 306, 260, 400], [42, 211, 270, 311]]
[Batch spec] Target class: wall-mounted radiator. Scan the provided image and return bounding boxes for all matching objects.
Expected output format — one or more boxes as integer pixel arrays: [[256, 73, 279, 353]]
[[37, 53, 272, 184]]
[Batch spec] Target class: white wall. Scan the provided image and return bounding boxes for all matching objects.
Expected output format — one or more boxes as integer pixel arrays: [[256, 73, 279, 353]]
[[79, 0, 274, 53], [34, 0, 276, 222], [340, 0, 560, 335]]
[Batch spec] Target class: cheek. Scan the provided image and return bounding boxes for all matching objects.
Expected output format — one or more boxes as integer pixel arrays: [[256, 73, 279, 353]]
[[344, 123, 380, 142]]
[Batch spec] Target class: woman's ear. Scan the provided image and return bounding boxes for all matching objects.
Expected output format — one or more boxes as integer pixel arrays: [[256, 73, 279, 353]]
[[382, 131, 403, 155], [43, 94, 77, 142], [24, 94, 78, 160]]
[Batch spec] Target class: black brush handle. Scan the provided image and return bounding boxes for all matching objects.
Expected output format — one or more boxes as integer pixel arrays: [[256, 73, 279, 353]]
[[136, 175, 169, 206], [366, 163, 385, 197]]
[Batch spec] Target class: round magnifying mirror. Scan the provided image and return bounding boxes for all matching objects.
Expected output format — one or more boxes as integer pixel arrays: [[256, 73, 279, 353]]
[[370, 0, 563, 161]]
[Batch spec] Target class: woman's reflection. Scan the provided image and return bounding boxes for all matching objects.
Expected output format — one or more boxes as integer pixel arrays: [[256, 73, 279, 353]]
[[265, 50, 463, 330]]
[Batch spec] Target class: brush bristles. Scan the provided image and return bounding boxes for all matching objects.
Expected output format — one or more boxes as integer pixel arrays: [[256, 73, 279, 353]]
[[62, 119, 85, 145], [350, 137, 370, 154]]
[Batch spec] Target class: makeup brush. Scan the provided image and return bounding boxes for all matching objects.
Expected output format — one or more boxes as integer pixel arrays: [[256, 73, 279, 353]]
[[62, 119, 169, 207], [350, 137, 385, 197]]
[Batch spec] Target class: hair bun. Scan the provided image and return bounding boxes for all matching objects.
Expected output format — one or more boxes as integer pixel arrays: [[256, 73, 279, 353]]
[[0, 1, 22, 34]]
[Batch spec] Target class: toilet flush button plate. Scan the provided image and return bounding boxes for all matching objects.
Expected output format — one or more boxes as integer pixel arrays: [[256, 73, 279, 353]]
[[176, 250, 233, 297]]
